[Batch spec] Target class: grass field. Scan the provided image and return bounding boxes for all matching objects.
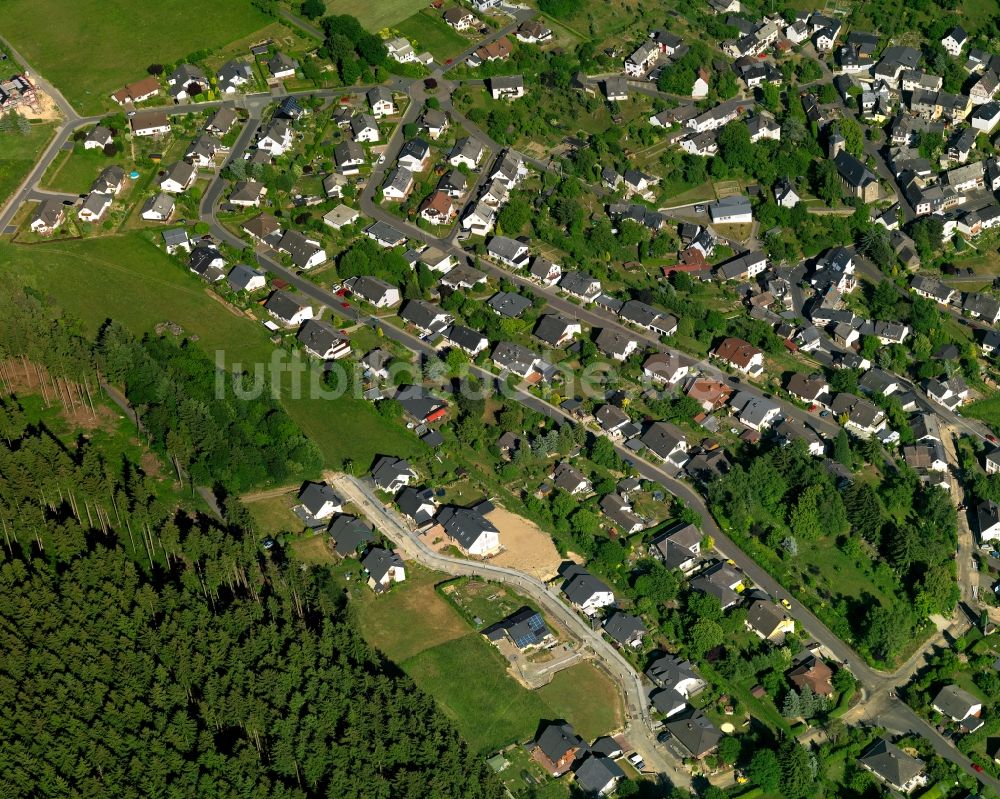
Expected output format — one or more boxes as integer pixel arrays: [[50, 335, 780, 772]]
[[0, 0, 270, 115], [535, 663, 622, 741], [0, 124, 57, 209], [41, 144, 124, 195], [0, 234, 422, 468], [396, 10, 470, 60], [402, 634, 552, 752], [966, 398, 1000, 434], [323, 0, 428, 31]]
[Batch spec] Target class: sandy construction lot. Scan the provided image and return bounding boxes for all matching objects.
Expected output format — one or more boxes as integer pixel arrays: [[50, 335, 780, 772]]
[[488, 506, 563, 581]]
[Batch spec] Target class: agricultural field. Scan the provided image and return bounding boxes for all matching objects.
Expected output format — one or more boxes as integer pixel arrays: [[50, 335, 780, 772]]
[[0, 0, 270, 115], [0, 123, 57, 209], [395, 10, 470, 60], [322, 0, 428, 31]]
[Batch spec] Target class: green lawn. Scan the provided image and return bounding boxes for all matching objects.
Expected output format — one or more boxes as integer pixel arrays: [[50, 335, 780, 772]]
[[0, 123, 57, 209], [535, 663, 622, 741], [965, 398, 1000, 434], [0, 0, 270, 115], [323, 0, 428, 31], [0, 234, 420, 469], [396, 10, 469, 60], [41, 143, 124, 195], [402, 634, 553, 753]]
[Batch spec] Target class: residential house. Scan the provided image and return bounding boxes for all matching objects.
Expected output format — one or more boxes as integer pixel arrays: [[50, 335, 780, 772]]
[[491, 341, 547, 380], [443, 7, 475, 29], [487, 235, 530, 268], [560, 564, 615, 615], [977, 500, 1000, 543], [942, 25, 968, 56], [788, 655, 834, 696], [130, 111, 170, 137], [344, 276, 401, 308], [381, 167, 414, 201], [420, 108, 449, 140], [830, 392, 886, 438], [257, 119, 292, 155], [277, 229, 326, 269], [327, 515, 375, 558], [786, 373, 830, 406], [229, 179, 267, 207], [487, 291, 532, 318], [297, 319, 350, 361], [185, 133, 224, 168], [242, 212, 281, 242], [716, 250, 767, 281], [396, 486, 437, 526], [932, 685, 983, 726], [441, 324, 489, 356], [386, 36, 418, 64], [483, 606, 554, 649], [264, 290, 313, 327], [664, 714, 722, 759], [84, 125, 112, 150], [600, 493, 645, 535], [449, 136, 485, 169], [296, 481, 342, 521], [594, 328, 639, 361], [490, 75, 526, 100], [972, 102, 1000, 133], [167, 63, 208, 99], [595, 404, 632, 439], [367, 87, 396, 117], [322, 204, 360, 230], [334, 140, 366, 174], [371, 456, 416, 493], [532, 314, 580, 348], [529, 256, 562, 286], [516, 19, 553, 43], [226, 264, 266, 293], [111, 76, 161, 105], [461, 201, 496, 236], [532, 722, 585, 776], [437, 168, 467, 199], [216, 62, 252, 95], [400, 299, 452, 335], [642, 352, 690, 386], [323, 172, 348, 198], [469, 36, 513, 66], [686, 377, 732, 412], [713, 337, 764, 375], [650, 522, 701, 573], [858, 740, 927, 794], [731, 391, 782, 431], [625, 41, 659, 77], [418, 190, 454, 225], [708, 194, 752, 224], [551, 462, 591, 496], [350, 113, 380, 142], [910, 275, 956, 305], [559, 271, 602, 302], [619, 300, 677, 336], [925, 376, 969, 410], [604, 76, 628, 101], [139, 193, 175, 221], [640, 421, 689, 468], [398, 138, 431, 172], [603, 612, 646, 649], [266, 52, 299, 80], [362, 547, 406, 593], [78, 192, 112, 223], [690, 560, 744, 608], [573, 755, 624, 797], [745, 600, 795, 642], [436, 506, 500, 556], [162, 228, 191, 254]]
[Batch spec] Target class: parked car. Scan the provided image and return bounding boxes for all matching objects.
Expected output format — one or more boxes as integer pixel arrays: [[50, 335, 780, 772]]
[[627, 753, 645, 770]]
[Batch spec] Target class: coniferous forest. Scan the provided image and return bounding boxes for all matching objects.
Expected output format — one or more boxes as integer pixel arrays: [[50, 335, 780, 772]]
[[0, 289, 503, 799]]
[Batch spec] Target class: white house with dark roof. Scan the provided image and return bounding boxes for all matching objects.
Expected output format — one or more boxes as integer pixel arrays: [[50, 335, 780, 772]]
[[344, 276, 401, 308], [362, 547, 406, 592], [560, 564, 615, 615], [436, 506, 500, 556], [297, 319, 351, 360], [859, 740, 927, 794], [371, 456, 416, 492], [296, 481, 343, 521], [264, 290, 313, 327]]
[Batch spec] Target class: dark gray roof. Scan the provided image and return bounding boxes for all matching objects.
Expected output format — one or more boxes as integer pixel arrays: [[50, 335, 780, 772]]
[[536, 722, 584, 764], [327, 514, 374, 556], [436, 506, 497, 549], [362, 547, 403, 584], [834, 150, 877, 188], [396, 486, 436, 524], [859, 739, 925, 788], [665, 713, 721, 758], [297, 319, 345, 356], [573, 755, 624, 794], [365, 221, 406, 246], [442, 324, 486, 352], [603, 612, 646, 645], [487, 291, 532, 317], [932, 684, 981, 719], [371, 455, 414, 489], [640, 422, 685, 459], [401, 299, 450, 331], [487, 235, 529, 263], [482, 606, 551, 647], [560, 564, 613, 605], [298, 481, 341, 515], [226, 263, 264, 292], [395, 385, 446, 421], [264, 290, 307, 322], [534, 314, 577, 346]]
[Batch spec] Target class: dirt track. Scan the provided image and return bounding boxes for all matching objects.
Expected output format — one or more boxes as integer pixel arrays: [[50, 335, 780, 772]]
[[487, 506, 562, 581]]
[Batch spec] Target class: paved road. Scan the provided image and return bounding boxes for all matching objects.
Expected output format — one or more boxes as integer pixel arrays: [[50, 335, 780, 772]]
[[332, 472, 691, 788]]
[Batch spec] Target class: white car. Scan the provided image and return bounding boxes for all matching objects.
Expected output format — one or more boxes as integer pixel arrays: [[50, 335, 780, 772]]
[[627, 753, 645, 770], [377, 153, 386, 165]]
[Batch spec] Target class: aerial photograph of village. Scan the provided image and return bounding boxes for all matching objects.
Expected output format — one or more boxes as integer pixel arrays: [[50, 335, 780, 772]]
[[3, 0, 1000, 796]]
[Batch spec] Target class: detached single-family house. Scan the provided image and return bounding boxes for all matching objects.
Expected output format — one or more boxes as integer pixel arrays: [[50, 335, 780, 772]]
[[664, 714, 722, 759], [296, 481, 343, 521], [713, 337, 764, 375], [334, 140, 366, 174], [398, 138, 431, 172], [367, 87, 396, 117], [745, 600, 795, 642], [328, 515, 375, 558], [977, 500, 1000, 543], [529, 256, 562, 287], [229, 179, 267, 206], [931, 685, 983, 724], [561, 564, 615, 615], [642, 352, 689, 385], [78, 192, 112, 223], [371, 456, 416, 493], [381, 167, 414, 201], [350, 113, 380, 142], [242, 212, 281, 242], [216, 62, 253, 95], [650, 522, 701, 573], [942, 25, 968, 57], [344, 275, 401, 308], [84, 125, 112, 150], [573, 755, 624, 797], [786, 373, 830, 406], [130, 111, 171, 137], [297, 319, 351, 360], [264, 290, 313, 327], [323, 204, 360, 230], [29, 200, 65, 235], [257, 120, 292, 155], [186, 248, 225, 282], [483, 606, 553, 650], [418, 190, 454, 225], [396, 486, 437, 526], [859, 740, 927, 794], [226, 263, 266, 293], [167, 63, 209, 99], [551, 462, 591, 496], [595, 328, 639, 361], [436, 506, 500, 556], [443, 7, 476, 30], [490, 75, 526, 100], [362, 547, 406, 593], [647, 654, 707, 707], [708, 194, 752, 224], [111, 76, 161, 105], [788, 655, 834, 696], [487, 235, 530, 268], [533, 314, 581, 348], [266, 52, 299, 80], [559, 271, 602, 302], [162, 228, 191, 254], [640, 422, 688, 468], [139, 193, 175, 221], [449, 136, 485, 169], [420, 108, 449, 140], [532, 722, 585, 776]]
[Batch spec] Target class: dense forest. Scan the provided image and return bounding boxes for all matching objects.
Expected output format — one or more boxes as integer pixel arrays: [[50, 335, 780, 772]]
[[0, 289, 501, 798], [0, 398, 500, 798], [98, 323, 323, 491]]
